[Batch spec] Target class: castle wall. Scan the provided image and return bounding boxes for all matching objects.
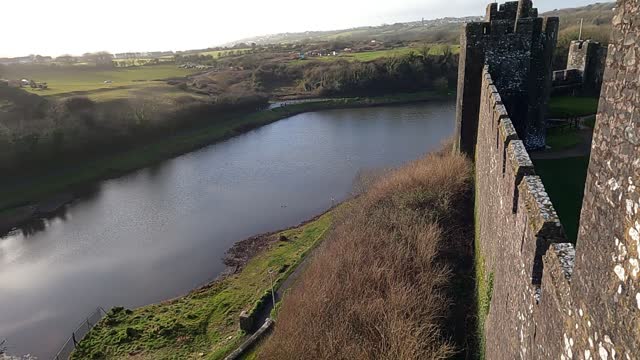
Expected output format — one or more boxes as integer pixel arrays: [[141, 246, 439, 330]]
[[455, 0, 557, 153], [570, 0, 640, 356], [471, 1, 640, 358], [475, 67, 574, 358], [566, 40, 608, 94]]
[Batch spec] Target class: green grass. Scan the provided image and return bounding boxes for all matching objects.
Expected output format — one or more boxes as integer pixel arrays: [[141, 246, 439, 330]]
[[199, 49, 251, 58], [548, 96, 599, 118], [546, 127, 582, 150], [533, 156, 590, 243], [0, 91, 449, 213], [292, 45, 460, 64], [3, 64, 198, 96], [77, 82, 207, 102], [73, 211, 333, 360]]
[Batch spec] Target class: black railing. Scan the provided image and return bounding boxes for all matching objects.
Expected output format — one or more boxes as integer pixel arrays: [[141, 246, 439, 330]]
[[52, 307, 108, 360]]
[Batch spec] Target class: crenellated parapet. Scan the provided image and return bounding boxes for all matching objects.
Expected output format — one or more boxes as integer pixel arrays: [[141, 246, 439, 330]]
[[454, 0, 557, 154], [475, 65, 578, 358], [467, 0, 640, 357]]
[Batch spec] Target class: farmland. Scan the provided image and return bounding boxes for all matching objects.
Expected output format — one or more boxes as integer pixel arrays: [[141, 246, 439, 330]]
[[292, 44, 460, 64], [2, 64, 199, 96], [198, 48, 252, 57]]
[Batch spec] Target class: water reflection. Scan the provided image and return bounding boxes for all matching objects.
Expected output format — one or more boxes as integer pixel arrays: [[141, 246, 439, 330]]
[[0, 102, 455, 358], [0, 185, 102, 239]]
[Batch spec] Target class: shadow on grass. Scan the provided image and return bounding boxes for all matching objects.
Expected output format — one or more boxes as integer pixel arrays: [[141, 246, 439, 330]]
[[533, 156, 590, 243]]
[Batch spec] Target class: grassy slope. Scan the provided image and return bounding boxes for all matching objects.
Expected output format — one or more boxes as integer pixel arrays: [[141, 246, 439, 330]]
[[258, 150, 474, 359], [546, 127, 582, 150], [3, 64, 197, 96], [73, 211, 333, 359], [533, 156, 590, 243], [0, 91, 449, 213], [548, 96, 599, 118]]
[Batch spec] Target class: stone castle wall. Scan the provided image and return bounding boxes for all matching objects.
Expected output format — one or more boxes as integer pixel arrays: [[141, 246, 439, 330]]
[[556, 39, 608, 95], [471, 0, 640, 358], [475, 67, 574, 358], [455, 0, 557, 154]]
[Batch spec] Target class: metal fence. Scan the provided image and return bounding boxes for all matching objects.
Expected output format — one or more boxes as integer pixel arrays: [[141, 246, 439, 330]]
[[52, 307, 108, 360]]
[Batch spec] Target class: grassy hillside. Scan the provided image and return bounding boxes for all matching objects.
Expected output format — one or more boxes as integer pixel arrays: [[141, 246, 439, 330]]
[[231, 19, 475, 46], [73, 211, 333, 359], [258, 148, 476, 359], [231, 3, 614, 46]]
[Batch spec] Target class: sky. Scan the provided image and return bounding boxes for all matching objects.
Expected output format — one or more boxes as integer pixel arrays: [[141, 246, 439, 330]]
[[2, 0, 600, 57]]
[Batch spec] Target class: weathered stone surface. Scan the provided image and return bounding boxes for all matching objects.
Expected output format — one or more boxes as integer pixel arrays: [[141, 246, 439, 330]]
[[466, 0, 640, 358], [239, 310, 254, 333], [455, 0, 557, 152], [570, 0, 640, 357], [568, 40, 608, 94]]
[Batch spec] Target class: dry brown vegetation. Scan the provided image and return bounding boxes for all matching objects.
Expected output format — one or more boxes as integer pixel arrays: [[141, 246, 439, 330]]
[[259, 146, 474, 360]]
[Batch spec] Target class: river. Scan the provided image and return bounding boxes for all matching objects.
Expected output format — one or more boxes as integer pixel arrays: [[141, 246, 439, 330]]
[[0, 101, 454, 358]]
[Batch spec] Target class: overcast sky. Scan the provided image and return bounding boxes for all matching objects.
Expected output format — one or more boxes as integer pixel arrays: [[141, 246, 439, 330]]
[[2, 0, 600, 57]]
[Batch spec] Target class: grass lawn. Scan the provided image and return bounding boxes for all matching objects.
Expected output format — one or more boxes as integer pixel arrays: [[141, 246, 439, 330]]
[[546, 127, 582, 150], [3, 64, 198, 96], [533, 156, 590, 243], [72, 211, 333, 359], [73, 82, 208, 103], [548, 96, 599, 118]]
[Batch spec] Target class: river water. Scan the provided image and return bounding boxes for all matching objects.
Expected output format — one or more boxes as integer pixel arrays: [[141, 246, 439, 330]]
[[0, 102, 454, 358]]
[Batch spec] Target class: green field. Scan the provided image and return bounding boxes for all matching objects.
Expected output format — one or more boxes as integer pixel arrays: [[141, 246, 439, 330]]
[[548, 96, 599, 118], [73, 211, 333, 359], [199, 48, 252, 58], [293, 45, 460, 64], [3, 64, 198, 96], [534, 156, 590, 243], [546, 127, 582, 150]]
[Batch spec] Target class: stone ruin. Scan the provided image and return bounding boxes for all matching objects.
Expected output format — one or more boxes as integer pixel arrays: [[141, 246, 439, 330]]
[[455, 0, 558, 153], [553, 39, 608, 96], [456, 0, 640, 358]]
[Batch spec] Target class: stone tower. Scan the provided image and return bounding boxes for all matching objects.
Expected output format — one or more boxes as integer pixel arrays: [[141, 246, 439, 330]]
[[567, 39, 607, 94], [455, 0, 558, 155]]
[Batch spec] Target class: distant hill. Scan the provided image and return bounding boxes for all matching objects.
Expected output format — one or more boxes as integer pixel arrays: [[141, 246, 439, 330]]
[[229, 2, 615, 46], [547, 2, 615, 48]]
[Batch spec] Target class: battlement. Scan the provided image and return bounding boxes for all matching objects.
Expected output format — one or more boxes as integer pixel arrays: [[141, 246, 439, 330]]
[[475, 65, 583, 357], [455, 0, 558, 153], [485, 0, 539, 22], [460, 1, 640, 357]]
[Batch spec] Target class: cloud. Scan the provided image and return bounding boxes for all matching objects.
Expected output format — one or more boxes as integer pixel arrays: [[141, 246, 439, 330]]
[[1, 0, 599, 57]]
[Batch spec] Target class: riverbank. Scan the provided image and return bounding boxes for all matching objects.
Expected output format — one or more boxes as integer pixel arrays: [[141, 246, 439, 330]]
[[0, 91, 452, 234], [256, 148, 478, 359], [71, 209, 333, 359]]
